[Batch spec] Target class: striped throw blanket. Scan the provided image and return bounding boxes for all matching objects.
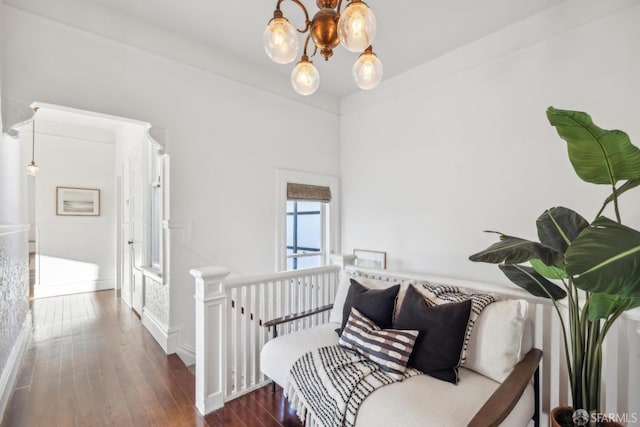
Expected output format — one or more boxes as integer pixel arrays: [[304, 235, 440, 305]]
[[285, 281, 496, 427], [285, 345, 421, 427]]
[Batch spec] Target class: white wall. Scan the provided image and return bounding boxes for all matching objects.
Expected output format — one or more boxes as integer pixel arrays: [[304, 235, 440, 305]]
[[0, 134, 24, 223], [340, 0, 640, 284], [2, 3, 340, 356], [0, 0, 3, 132], [340, 0, 640, 415], [0, 3, 32, 419], [30, 132, 116, 297]]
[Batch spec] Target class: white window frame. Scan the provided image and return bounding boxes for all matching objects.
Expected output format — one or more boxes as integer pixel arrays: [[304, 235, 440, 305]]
[[150, 147, 163, 270], [275, 169, 340, 272], [142, 140, 169, 283]]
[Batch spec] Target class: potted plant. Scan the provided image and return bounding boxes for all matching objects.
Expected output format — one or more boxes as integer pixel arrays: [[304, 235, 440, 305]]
[[469, 107, 640, 427]]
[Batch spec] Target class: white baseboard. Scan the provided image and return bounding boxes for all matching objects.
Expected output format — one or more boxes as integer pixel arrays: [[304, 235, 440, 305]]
[[141, 310, 194, 366], [142, 309, 181, 354], [176, 344, 196, 367], [167, 327, 181, 354], [34, 278, 114, 298], [0, 312, 32, 420]]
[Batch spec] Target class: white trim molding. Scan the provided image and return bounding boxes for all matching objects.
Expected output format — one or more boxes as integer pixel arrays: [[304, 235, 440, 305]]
[[141, 308, 180, 354], [164, 220, 191, 245], [176, 344, 196, 367], [0, 312, 32, 420]]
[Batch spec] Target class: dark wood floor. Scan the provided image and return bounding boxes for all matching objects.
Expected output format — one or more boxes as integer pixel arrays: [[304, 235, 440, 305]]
[[1, 290, 303, 427]]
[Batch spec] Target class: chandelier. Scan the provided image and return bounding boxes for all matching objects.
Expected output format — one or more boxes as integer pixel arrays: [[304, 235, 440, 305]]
[[263, 0, 383, 96]]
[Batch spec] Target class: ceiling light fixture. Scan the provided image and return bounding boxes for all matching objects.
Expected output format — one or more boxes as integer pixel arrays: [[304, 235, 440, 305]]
[[26, 107, 40, 177], [264, 0, 383, 96]]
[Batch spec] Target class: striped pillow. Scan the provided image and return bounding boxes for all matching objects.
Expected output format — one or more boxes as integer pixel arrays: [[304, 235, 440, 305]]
[[338, 307, 418, 380]]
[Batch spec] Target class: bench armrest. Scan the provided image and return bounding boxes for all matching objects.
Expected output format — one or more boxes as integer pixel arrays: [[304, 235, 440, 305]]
[[263, 304, 334, 328], [467, 348, 543, 427]]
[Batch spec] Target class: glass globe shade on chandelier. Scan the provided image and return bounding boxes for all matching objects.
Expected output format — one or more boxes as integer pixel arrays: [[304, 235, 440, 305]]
[[263, 0, 382, 95]]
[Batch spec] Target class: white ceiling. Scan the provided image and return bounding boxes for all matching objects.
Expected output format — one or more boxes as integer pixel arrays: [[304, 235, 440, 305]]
[[52, 0, 565, 99]]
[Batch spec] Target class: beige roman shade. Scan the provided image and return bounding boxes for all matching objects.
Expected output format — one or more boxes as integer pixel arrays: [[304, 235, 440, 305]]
[[287, 182, 332, 202]]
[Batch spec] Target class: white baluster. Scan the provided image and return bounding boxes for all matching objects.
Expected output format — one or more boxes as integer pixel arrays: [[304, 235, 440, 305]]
[[234, 287, 242, 392]]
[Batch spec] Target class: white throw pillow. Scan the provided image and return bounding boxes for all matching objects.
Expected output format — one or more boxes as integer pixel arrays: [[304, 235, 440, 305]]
[[464, 299, 529, 383], [329, 270, 353, 324]]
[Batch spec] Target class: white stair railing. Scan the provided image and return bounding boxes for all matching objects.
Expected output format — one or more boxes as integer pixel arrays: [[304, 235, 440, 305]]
[[190, 263, 342, 415]]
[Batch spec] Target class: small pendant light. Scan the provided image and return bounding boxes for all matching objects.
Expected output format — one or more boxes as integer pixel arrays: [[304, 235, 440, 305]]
[[26, 108, 40, 177]]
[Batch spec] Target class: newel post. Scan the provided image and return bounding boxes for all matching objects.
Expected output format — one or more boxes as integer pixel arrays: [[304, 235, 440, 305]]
[[190, 266, 231, 415]]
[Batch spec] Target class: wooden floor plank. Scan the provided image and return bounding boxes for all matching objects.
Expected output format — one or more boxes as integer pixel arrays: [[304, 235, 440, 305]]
[[1, 290, 304, 427]]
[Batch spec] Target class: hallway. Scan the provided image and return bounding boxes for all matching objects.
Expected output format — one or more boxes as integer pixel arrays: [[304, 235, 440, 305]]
[[0, 291, 301, 427]]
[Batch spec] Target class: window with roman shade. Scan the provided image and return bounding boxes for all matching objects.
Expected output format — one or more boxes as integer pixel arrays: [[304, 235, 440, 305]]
[[275, 169, 339, 272], [285, 183, 331, 270]]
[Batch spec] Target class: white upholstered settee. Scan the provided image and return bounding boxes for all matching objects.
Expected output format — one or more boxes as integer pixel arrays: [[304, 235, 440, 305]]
[[261, 268, 542, 427]]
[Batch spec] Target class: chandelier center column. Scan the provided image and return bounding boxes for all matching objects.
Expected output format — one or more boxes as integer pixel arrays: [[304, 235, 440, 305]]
[[311, 9, 339, 60]]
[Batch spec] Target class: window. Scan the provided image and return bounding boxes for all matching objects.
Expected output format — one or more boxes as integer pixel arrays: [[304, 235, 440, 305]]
[[149, 145, 165, 273], [275, 169, 339, 271], [140, 140, 169, 284], [150, 152, 162, 268], [286, 201, 325, 270]]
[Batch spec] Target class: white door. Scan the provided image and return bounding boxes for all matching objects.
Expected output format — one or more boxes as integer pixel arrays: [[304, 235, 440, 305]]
[[120, 165, 132, 307], [129, 149, 145, 316]]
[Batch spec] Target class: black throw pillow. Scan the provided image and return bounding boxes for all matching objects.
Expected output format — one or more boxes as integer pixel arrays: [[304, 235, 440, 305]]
[[394, 284, 471, 384], [338, 279, 400, 336]]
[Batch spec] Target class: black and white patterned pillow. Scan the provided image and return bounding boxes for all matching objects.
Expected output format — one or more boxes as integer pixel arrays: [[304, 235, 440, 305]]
[[338, 307, 418, 380]]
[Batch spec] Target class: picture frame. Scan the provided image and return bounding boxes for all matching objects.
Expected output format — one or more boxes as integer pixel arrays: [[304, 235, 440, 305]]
[[56, 187, 100, 216], [353, 249, 387, 270]]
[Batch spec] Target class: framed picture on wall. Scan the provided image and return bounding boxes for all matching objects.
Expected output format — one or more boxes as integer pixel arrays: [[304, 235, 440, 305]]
[[353, 249, 387, 270], [56, 187, 100, 216]]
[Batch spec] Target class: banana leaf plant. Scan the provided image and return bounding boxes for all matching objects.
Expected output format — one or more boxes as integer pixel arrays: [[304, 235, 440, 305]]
[[469, 107, 640, 421]]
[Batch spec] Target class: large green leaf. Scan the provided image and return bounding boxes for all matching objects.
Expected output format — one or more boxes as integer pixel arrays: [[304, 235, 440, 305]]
[[588, 294, 640, 320], [499, 264, 567, 300], [469, 232, 563, 266], [536, 207, 589, 254], [546, 107, 640, 185], [566, 217, 640, 297], [530, 258, 567, 280]]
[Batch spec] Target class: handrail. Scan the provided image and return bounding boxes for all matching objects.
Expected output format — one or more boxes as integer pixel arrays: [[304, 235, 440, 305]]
[[223, 265, 340, 289], [263, 304, 334, 328]]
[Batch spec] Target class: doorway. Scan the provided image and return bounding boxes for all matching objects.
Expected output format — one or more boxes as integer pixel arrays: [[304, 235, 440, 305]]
[[21, 103, 163, 319]]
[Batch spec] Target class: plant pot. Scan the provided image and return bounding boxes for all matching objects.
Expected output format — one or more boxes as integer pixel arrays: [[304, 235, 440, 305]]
[[551, 406, 576, 427], [550, 406, 624, 427]]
